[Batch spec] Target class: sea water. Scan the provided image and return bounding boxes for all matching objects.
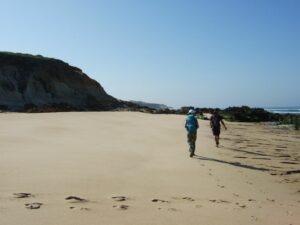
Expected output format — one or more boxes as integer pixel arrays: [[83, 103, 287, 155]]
[[265, 107, 300, 114]]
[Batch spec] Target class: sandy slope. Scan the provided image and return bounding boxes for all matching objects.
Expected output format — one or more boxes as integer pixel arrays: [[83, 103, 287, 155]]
[[0, 112, 299, 225]]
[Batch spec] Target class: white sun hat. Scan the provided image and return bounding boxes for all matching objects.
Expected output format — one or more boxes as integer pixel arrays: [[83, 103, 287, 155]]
[[188, 109, 196, 114]]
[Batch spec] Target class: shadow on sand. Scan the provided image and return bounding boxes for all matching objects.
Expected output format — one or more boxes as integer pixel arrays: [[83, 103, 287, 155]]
[[222, 147, 270, 157], [193, 154, 271, 172]]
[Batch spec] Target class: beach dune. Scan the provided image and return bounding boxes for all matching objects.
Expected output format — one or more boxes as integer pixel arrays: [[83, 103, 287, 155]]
[[0, 112, 299, 225]]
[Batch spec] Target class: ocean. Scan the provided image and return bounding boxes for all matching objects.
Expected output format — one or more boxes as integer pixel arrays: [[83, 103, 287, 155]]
[[264, 107, 300, 114]]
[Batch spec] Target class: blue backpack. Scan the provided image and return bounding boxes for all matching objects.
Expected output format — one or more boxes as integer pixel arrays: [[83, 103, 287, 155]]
[[186, 114, 198, 133]]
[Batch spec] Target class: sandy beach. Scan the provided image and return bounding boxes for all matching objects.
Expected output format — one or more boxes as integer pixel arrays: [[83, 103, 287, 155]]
[[0, 112, 299, 225]]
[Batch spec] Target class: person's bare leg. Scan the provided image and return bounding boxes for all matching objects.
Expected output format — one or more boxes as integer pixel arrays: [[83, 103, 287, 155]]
[[190, 134, 196, 157], [215, 136, 219, 147]]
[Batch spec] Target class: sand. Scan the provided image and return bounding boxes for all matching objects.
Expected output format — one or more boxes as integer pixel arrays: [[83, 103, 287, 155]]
[[0, 112, 299, 225]]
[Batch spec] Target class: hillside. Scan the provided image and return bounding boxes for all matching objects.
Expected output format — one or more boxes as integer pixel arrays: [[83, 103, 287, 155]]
[[0, 52, 120, 111]]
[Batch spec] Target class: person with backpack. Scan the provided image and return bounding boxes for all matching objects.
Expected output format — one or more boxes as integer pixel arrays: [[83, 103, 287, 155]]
[[185, 109, 199, 157], [210, 110, 227, 147]]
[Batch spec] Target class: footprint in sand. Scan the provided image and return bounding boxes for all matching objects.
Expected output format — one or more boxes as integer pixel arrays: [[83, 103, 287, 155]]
[[113, 205, 129, 210], [209, 199, 230, 203], [286, 210, 293, 216], [168, 208, 178, 212], [14, 193, 33, 198], [80, 207, 91, 211], [65, 196, 88, 203], [284, 170, 300, 175], [280, 161, 299, 165], [278, 154, 291, 157], [152, 199, 169, 203], [251, 216, 258, 221], [25, 203, 43, 209], [276, 146, 287, 149], [217, 185, 225, 188], [69, 206, 91, 211], [270, 172, 279, 176], [235, 202, 247, 208], [112, 196, 127, 202], [234, 156, 248, 159], [156, 207, 178, 212], [246, 144, 259, 147], [252, 157, 271, 160], [182, 197, 195, 201]]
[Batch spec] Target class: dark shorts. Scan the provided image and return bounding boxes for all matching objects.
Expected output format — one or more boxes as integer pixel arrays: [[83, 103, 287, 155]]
[[187, 132, 197, 143], [212, 127, 220, 136]]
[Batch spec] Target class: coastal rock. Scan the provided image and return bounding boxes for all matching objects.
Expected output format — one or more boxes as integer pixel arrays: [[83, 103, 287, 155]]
[[0, 52, 120, 111]]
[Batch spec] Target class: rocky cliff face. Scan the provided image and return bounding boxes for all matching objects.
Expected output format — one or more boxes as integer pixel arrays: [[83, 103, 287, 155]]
[[0, 52, 120, 111], [130, 101, 169, 110]]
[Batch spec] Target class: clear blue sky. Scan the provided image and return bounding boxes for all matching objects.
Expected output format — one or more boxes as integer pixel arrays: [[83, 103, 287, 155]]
[[0, 0, 299, 108]]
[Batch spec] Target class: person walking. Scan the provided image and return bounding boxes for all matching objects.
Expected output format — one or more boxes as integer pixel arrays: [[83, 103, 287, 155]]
[[185, 109, 199, 157], [210, 110, 227, 147]]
